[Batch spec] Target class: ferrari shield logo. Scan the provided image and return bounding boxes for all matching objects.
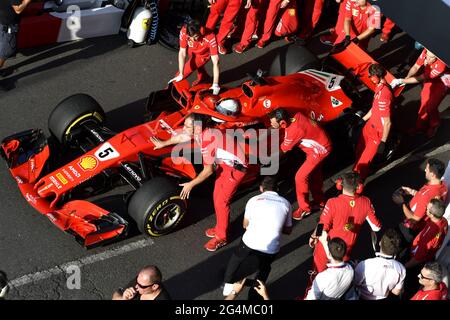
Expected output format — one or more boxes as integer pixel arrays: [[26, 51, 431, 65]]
[[78, 156, 98, 171], [349, 200, 355, 208]]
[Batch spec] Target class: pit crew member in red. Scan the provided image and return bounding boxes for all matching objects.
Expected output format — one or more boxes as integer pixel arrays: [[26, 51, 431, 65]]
[[406, 199, 448, 268], [269, 109, 331, 220], [411, 261, 448, 300], [309, 172, 382, 274], [179, 103, 250, 252], [353, 63, 393, 180], [255, 0, 291, 48], [205, 0, 245, 55], [169, 19, 220, 94], [334, 0, 380, 50], [393, 158, 448, 242], [391, 49, 449, 138]]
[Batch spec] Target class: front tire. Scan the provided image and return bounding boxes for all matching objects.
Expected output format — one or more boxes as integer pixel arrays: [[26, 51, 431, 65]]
[[48, 93, 105, 145], [128, 177, 187, 236]]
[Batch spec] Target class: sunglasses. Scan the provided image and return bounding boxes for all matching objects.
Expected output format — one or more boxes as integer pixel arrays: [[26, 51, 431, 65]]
[[418, 272, 434, 281], [135, 277, 158, 289]]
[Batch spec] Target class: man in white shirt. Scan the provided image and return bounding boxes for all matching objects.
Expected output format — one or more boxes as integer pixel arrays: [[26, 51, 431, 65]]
[[305, 237, 354, 300], [354, 228, 406, 300], [223, 176, 292, 300]]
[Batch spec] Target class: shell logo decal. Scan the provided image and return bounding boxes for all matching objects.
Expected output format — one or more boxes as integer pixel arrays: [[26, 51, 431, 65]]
[[78, 156, 98, 171]]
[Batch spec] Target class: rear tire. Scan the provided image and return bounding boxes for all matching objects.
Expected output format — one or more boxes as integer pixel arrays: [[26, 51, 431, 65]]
[[48, 94, 105, 145], [269, 44, 320, 76], [128, 177, 187, 237]]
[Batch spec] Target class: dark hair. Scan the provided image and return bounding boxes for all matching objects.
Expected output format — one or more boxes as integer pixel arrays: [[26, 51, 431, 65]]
[[342, 172, 362, 193], [380, 228, 402, 256], [186, 19, 201, 37], [423, 261, 445, 283], [328, 238, 347, 261], [260, 175, 278, 192], [426, 158, 445, 179], [268, 108, 290, 122], [428, 198, 446, 219], [368, 63, 387, 78]]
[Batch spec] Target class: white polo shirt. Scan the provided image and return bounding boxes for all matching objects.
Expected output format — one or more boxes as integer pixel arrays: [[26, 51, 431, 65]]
[[242, 191, 292, 255], [305, 262, 354, 300], [354, 252, 406, 300]]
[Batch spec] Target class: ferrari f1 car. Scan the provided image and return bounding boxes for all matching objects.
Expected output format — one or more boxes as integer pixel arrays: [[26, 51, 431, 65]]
[[0, 44, 403, 248]]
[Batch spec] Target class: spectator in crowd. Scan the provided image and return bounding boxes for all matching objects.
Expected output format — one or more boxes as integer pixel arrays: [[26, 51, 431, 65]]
[[354, 228, 406, 300], [353, 63, 393, 180], [405, 199, 448, 269], [391, 48, 449, 138], [0, 0, 32, 78], [305, 237, 354, 300], [411, 261, 448, 300], [393, 158, 448, 245], [309, 172, 381, 275], [169, 19, 220, 94], [225, 278, 270, 300], [205, 0, 247, 55], [268, 108, 332, 220], [333, 0, 380, 50], [0, 271, 9, 300], [223, 176, 292, 299], [112, 265, 171, 300]]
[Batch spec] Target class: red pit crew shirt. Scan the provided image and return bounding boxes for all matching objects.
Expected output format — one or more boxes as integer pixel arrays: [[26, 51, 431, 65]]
[[179, 26, 218, 58], [367, 82, 393, 133], [411, 217, 448, 263], [411, 283, 448, 300], [416, 49, 449, 81], [320, 194, 382, 258], [280, 112, 331, 155], [200, 128, 249, 168], [345, 1, 380, 35]]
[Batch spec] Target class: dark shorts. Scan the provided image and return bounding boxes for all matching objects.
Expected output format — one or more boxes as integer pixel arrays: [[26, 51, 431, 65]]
[[0, 25, 18, 60]]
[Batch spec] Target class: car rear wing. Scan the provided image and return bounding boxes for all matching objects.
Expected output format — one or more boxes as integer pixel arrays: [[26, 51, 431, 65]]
[[331, 43, 404, 97]]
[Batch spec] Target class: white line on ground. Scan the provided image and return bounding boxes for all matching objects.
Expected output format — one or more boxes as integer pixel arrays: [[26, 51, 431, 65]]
[[9, 238, 154, 288]]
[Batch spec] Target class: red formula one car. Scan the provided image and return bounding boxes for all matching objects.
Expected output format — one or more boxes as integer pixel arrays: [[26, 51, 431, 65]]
[[0, 44, 402, 248]]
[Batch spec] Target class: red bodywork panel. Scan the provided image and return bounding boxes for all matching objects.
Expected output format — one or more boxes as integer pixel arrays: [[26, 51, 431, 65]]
[[332, 43, 404, 97]]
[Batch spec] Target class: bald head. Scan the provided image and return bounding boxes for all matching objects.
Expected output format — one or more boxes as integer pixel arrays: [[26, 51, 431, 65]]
[[139, 265, 162, 285]]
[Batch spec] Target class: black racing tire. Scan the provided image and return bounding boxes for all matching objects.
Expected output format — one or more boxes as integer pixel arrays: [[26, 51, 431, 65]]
[[128, 177, 187, 237], [48, 94, 105, 145], [268, 44, 320, 76]]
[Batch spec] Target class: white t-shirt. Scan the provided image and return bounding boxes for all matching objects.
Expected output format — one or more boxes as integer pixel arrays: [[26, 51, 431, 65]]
[[354, 253, 406, 300], [242, 191, 292, 254], [305, 262, 354, 300]]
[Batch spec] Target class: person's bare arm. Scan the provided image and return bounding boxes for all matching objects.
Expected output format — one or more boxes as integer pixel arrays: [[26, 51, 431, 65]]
[[402, 203, 421, 221], [151, 133, 191, 150], [178, 48, 187, 76], [12, 0, 32, 14], [380, 117, 391, 142], [406, 63, 421, 79], [356, 27, 375, 41], [179, 164, 214, 199], [344, 17, 351, 37], [362, 109, 372, 122], [211, 54, 220, 86], [243, 217, 249, 229]]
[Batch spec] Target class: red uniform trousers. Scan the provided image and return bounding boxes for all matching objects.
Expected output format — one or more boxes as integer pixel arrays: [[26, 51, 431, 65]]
[[353, 122, 382, 180], [238, 0, 263, 46], [381, 18, 395, 37], [206, 0, 243, 45], [297, 0, 324, 39], [179, 53, 210, 82], [258, 0, 283, 44], [295, 151, 327, 212], [416, 80, 448, 134], [213, 164, 247, 240]]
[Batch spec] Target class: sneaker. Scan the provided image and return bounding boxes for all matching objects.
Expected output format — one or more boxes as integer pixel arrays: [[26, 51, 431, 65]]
[[205, 228, 216, 238], [292, 208, 311, 221], [319, 34, 334, 46], [233, 43, 248, 54], [204, 237, 228, 252], [218, 45, 227, 55], [226, 25, 237, 39], [255, 40, 266, 49], [379, 33, 390, 42]]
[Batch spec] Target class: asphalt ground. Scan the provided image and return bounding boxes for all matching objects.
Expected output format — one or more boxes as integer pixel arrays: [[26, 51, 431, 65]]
[[0, 15, 449, 300]]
